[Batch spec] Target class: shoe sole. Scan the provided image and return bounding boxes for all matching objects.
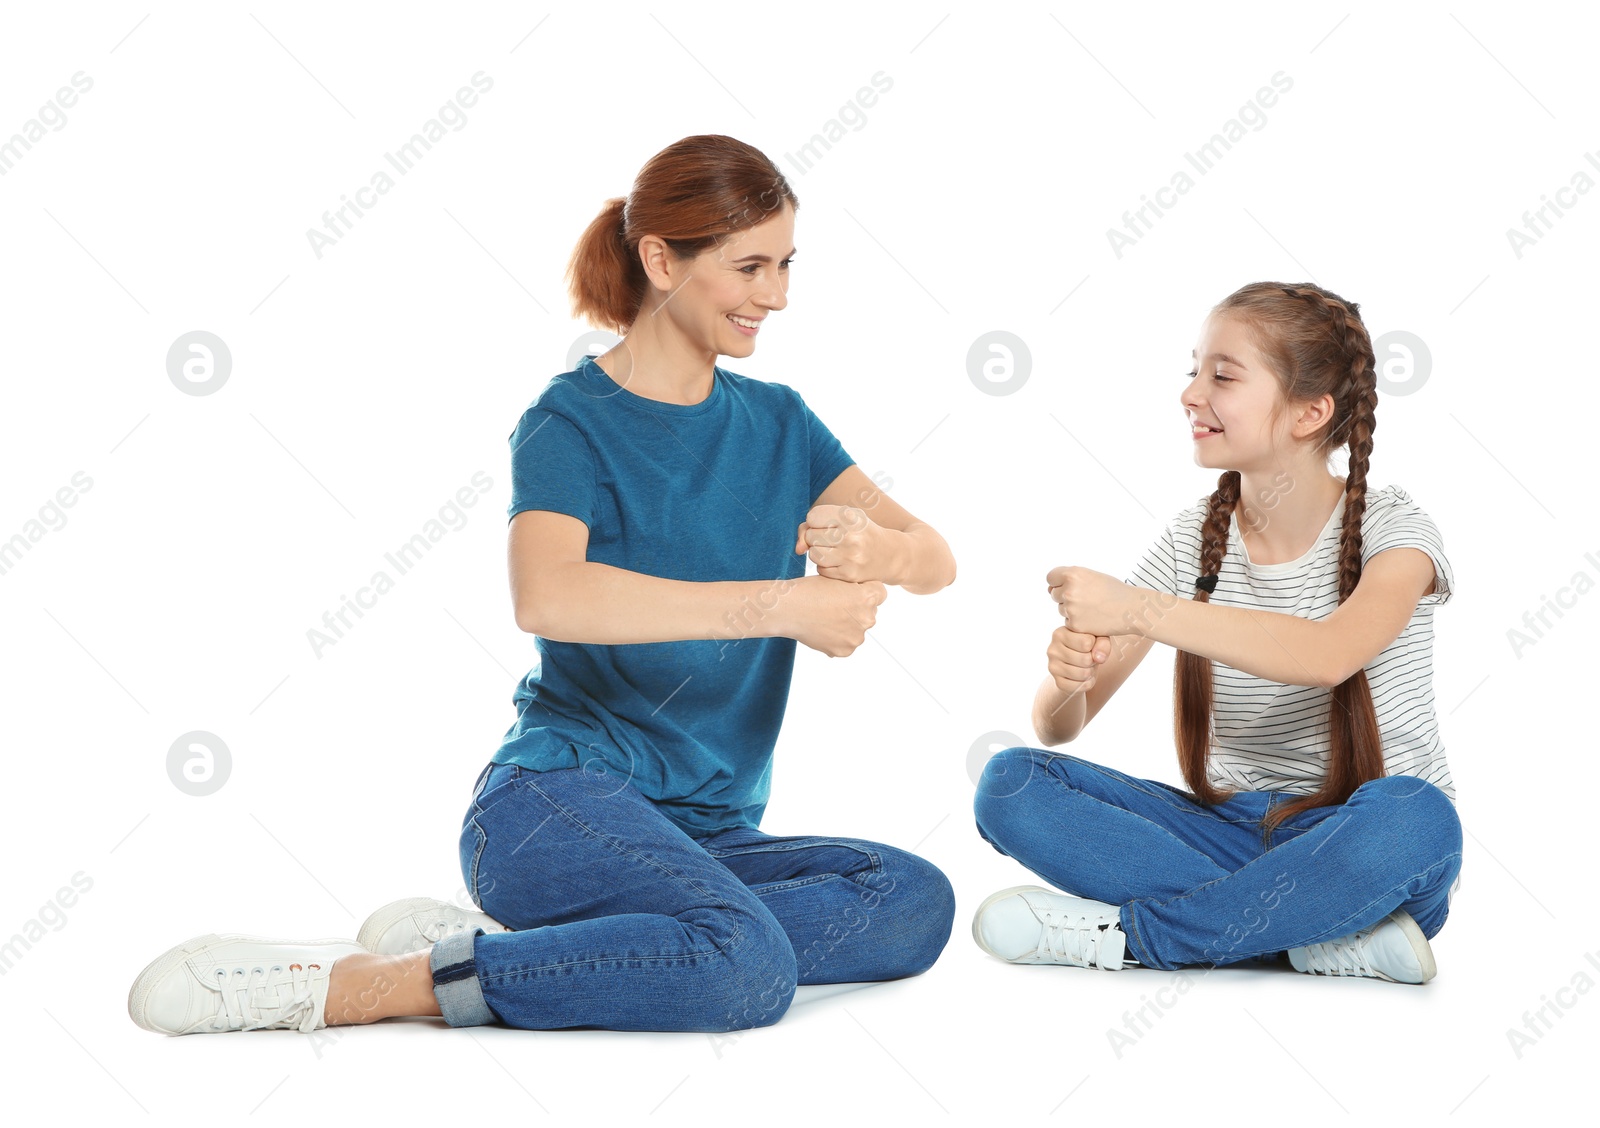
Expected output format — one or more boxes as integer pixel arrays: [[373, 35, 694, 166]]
[[970, 885, 1055, 962], [1287, 910, 1438, 984], [128, 933, 361, 1034], [1388, 909, 1437, 984]]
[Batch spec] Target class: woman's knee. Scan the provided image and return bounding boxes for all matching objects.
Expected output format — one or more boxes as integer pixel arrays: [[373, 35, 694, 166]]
[[688, 907, 798, 1031], [865, 848, 956, 977]]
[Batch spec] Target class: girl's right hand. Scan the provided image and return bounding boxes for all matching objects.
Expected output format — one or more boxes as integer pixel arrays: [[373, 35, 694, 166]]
[[783, 575, 888, 657], [1047, 626, 1111, 697]]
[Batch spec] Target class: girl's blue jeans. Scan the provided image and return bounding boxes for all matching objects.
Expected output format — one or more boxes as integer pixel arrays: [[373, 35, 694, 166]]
[[428, 762, 957, 1032], [972, 747, 1463, 971]]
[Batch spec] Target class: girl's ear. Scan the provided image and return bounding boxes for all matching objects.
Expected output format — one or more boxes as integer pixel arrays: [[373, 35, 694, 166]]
[[1290, 392, 1337, 440]]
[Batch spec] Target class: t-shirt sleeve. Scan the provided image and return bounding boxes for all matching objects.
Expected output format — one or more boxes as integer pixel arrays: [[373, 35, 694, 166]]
[[797, 391, 855, 505], [1126, 512, 1184, 598], [506, 408, 598, 527], [1362, 487, 1453, 606]]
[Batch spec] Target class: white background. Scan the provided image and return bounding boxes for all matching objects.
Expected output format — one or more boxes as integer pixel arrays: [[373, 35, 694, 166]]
[[1, 1, 1593, 1122]]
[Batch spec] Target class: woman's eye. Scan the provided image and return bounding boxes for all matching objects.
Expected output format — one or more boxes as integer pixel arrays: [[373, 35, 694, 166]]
[[742, 257, 794, 275]]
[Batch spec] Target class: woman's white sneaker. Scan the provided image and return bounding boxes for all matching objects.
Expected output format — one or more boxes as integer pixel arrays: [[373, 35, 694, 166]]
[[356, 896, 509, 955], [972, 885, 1131, 969], [1287, 909, 1437, 984], [128, 934, 365, 1035]]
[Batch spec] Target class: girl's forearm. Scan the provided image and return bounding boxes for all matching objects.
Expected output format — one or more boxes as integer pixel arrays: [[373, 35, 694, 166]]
[[1134, 589, 1333, 688], [1033, 675, 1088, 745], [523, 561, 795, 646], [887, 523, 957, 594]]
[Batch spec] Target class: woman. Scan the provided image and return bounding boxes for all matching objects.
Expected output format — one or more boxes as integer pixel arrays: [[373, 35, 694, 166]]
[[129, 134, 958, 1037]]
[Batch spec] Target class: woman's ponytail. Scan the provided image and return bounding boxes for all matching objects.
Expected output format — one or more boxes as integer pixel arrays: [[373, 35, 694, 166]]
[[566, 196, 645, 335]]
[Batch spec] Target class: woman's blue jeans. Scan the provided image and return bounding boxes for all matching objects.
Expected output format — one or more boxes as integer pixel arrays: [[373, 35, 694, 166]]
[[972, 748, 1463, 971], [428, 762, 957, 1032]]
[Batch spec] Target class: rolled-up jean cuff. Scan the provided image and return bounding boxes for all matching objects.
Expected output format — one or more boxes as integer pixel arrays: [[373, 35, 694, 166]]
[[429, 928, 496, 1027]]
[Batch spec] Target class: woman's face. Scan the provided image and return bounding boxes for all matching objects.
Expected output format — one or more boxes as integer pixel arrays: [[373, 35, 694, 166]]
[[657, 199, 794, 359], [1182, 313, 1295, 475]]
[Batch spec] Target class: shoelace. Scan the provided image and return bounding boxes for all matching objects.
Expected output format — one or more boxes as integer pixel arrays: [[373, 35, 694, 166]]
[[1033, 908, 1118, 968], [208, 961, 323, 1032], [1295, 929, 1377, 977]]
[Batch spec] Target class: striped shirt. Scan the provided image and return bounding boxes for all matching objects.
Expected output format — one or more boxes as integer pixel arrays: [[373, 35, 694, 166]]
[[1126, 484, 1456, 800]]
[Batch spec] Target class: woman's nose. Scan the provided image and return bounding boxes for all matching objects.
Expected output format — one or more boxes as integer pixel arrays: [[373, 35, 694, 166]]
[[759, 280, 788, 312]]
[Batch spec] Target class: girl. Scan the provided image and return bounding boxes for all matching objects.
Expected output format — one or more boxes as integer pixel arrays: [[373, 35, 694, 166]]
[[129, 134, 958, 1036], [971, 282, 1462, 983]]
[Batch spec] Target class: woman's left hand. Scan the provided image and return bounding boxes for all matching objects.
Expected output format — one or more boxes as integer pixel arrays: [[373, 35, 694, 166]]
[[1047, 564, 1148, 637], [796, 504, 898, 583]]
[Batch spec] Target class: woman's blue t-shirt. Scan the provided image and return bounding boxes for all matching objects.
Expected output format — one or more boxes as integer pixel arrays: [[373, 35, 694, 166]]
[[493, 354, 855, 837]]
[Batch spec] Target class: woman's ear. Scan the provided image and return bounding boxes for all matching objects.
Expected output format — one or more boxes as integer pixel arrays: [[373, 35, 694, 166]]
[[637, 235, 680, 294]]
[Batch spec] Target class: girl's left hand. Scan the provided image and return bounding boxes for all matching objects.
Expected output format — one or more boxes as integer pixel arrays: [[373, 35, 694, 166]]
[[796, 505, 895, 583], [1047, 565, 1147, 637]]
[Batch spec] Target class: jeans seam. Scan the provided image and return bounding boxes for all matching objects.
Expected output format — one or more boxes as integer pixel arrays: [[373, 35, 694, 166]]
[[1053, 753, 1265, 828], [1295, 851, 1464, 950], [700, 838, 884, 871]]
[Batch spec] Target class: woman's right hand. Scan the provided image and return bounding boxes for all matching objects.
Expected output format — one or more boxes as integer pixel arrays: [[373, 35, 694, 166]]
[[1047, 625, 1111, 697], [782, 575, 888, 657]]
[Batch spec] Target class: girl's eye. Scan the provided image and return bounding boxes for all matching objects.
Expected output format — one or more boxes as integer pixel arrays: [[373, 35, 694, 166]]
[[1185, 370, 1229, 382]]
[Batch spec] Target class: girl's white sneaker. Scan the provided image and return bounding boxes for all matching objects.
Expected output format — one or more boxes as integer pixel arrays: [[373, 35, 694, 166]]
[[356, 896, 509, 955], [128, 933, 365, 1035], [1287, 909, 1437, 983], [972, 885, 1130, 969]]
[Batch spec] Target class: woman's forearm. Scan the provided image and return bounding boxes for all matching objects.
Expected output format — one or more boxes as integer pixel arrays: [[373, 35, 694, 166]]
[[523, 561, 795, 646], [887, 522, 957, 594]]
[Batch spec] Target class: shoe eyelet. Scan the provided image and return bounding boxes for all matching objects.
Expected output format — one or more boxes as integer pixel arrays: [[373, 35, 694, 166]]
[[289, 963, 302, 971], [308, 963, 321, 970]]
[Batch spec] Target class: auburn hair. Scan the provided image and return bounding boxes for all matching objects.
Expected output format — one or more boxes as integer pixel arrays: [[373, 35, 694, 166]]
[[1174, 282, 1384, 837], [565, 134, 799, 334]]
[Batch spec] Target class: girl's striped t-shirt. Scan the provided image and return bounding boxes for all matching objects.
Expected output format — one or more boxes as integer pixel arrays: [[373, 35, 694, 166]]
[[1126, 483, 1456, 800]]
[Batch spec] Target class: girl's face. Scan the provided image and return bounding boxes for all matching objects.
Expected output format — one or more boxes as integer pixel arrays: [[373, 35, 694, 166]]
[[1182, 313, 1299, 474], [656, 199, 794, 360]]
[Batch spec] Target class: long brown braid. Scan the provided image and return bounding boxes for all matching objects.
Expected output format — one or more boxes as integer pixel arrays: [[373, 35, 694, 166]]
[[1173, 282, 1385, 837]]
